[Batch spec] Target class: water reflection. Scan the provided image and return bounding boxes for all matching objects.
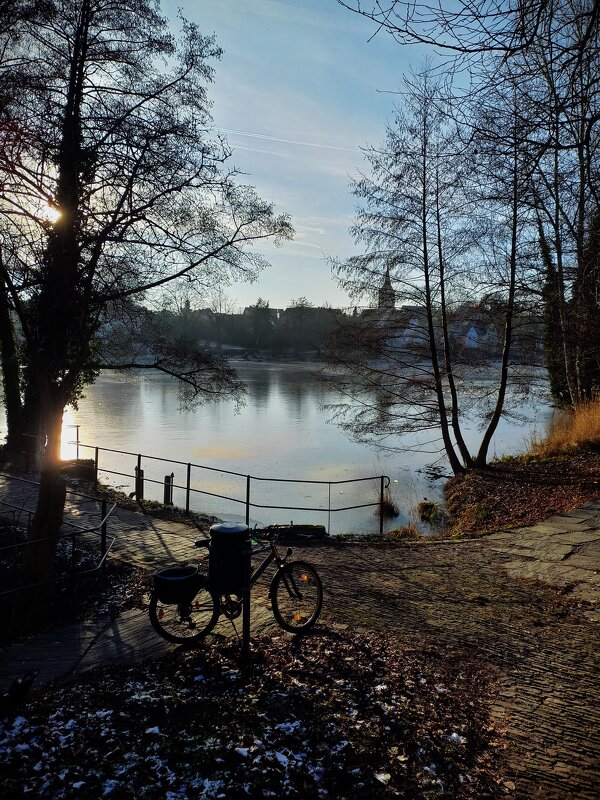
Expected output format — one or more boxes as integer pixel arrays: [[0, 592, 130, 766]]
[[0, 363, 553, 534]]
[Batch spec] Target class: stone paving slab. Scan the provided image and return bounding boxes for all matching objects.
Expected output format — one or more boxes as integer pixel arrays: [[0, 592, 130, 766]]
[[501, 558, 600, 588], [548, 530, 600, 544]]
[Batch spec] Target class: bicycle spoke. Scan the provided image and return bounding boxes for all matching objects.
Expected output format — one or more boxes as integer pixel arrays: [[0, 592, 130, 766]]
[[271, 561, 323, 633]]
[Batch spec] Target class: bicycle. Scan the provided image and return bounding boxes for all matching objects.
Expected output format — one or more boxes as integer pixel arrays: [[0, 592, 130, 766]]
[[149, 528, 323, 645]]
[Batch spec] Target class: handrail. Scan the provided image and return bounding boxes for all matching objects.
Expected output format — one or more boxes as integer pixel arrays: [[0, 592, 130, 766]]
[[0, 476, 117, 597], [0, 471, 107, 503], [0, 537, 116, 596], [73, 441, 391, 534], [77, 441, 387, 488], [6, 437, 393, 535]]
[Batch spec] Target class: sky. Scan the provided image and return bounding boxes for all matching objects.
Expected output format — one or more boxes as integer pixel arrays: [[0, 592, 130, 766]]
[[161, 0, 421, 311]]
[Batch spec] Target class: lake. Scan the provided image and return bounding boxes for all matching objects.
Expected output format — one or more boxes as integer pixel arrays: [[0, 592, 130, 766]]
[[0, 362, 554, 534]]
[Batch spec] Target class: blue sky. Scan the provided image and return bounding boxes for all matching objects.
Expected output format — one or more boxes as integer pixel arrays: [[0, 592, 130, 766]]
[[162, 0, 420, 310]]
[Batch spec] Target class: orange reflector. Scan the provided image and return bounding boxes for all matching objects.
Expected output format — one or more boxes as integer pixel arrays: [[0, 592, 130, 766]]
[[300, 574, 309, 582], [294, 614, 303, 621]]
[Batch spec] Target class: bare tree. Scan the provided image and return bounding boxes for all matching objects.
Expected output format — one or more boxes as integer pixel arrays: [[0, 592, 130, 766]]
[[0, 0, 292, 581], [337, 1, 598, 57], [338, 1, 600, 405], [328, 67, 536, 472], [514, 0, 600, 403], [208, 287, 239, 349]]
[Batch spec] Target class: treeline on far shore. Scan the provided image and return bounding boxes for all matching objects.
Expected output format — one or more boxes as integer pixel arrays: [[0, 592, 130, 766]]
[[145, 297, 545, 362]]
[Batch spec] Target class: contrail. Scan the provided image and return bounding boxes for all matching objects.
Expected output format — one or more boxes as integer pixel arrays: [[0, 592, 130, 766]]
[[218, 128, 359, 153]]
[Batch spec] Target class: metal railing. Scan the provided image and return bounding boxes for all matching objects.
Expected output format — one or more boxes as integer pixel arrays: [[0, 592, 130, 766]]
[[0, 472, 116, 597], [76, 442, 390, 536]]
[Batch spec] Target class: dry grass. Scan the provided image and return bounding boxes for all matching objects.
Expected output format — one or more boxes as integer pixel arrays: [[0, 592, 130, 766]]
[[529, 397, 600, 457], [387, 524, 422, 540]]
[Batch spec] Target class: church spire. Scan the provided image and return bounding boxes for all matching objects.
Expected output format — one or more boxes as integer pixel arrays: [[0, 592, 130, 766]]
[[378, 266, 395, 310]]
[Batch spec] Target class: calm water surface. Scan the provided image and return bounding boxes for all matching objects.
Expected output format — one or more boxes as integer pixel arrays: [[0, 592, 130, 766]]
[[1, 362, 554, 534]]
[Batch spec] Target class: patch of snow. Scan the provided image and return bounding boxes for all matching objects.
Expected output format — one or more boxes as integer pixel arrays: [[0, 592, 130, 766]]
[[11, 716, 28, 732], [444, 732, 466, 744], [375, 772, 391, 784], [330, 740, 349, 755], [274, 721, 302, 734]]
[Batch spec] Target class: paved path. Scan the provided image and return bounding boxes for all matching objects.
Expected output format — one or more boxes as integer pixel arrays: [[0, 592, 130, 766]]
[[1, 475, 599, 798]]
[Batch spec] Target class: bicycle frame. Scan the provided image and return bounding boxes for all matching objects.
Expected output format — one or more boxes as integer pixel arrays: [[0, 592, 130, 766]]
[[245, 537, 292, 592]]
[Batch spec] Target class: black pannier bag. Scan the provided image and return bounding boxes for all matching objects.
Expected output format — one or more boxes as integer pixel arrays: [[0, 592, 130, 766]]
[[153, 566, 205, 605]]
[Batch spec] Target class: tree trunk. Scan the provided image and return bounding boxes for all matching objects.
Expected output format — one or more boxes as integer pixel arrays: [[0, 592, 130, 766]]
[[572, 209, 600, 400], [0, 273, 23, 454], [8, 397, 66, 637], [435, 169, 472, 467], [420, 131, 464, 475], [25, 398, 66, 581], [539, 220, 570, 404], [475, 121, 519, 467]]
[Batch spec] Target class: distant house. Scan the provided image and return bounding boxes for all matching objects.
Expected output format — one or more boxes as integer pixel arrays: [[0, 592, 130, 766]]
[[465, 325, 479, 348]]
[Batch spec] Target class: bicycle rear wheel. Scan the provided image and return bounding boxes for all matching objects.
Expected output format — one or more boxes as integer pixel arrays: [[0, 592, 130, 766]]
[[149, 586, 219, 644], [270, 560, 322, 633]]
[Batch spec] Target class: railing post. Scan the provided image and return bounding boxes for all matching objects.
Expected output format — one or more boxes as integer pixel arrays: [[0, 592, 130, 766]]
[[186, 463, 191, 514], [328, 482, 331, 536], [379, 475, 385, 536], [245, 475, 251, 526], [94, 446, 99, 490], [164, 473, 174, 505], [135, 454, 144, 500], [75, 425, 80, 460], [101, 499, 107, 570]]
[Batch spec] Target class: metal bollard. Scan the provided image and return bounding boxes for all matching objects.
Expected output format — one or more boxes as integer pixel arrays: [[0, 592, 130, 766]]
[[135, 466, 144, 500], [208, 523, 250, 594], [207, 523, 252, 658], [163, 473, 174, 505]]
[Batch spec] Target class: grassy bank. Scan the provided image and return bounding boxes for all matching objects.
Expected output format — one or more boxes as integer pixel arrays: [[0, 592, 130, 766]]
[[529, 397, 600, 456], [446, 398, 600, 536]]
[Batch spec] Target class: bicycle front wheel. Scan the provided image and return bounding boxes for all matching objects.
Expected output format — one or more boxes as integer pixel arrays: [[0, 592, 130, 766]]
[[149, 587, 219, 645], [270, 561, 323, 633]]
